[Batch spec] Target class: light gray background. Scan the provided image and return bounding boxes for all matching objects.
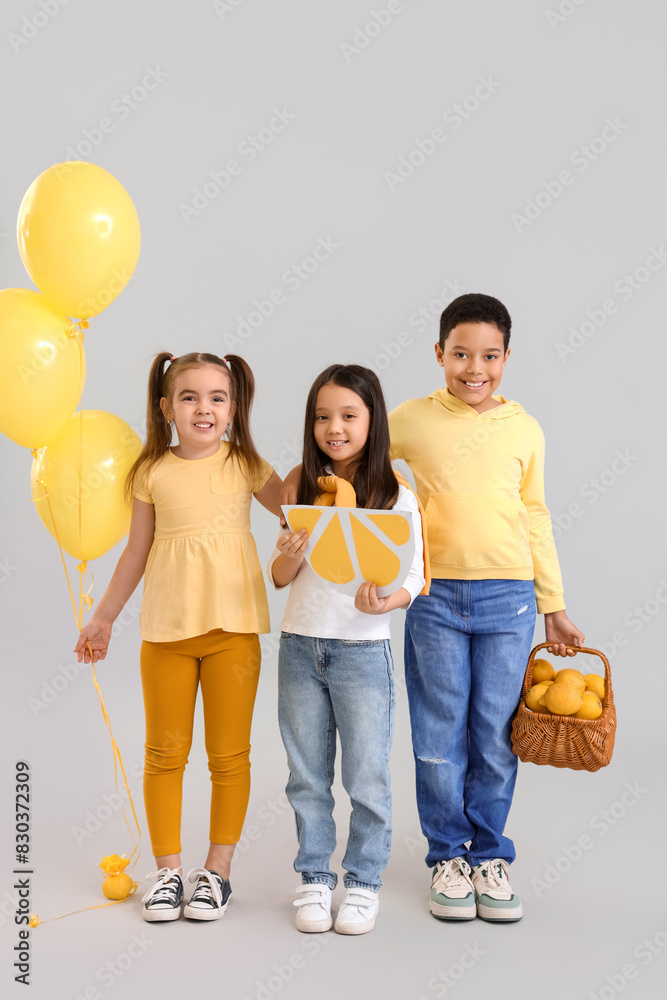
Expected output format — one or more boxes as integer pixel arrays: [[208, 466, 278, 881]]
[[1, 1, 666, 998]]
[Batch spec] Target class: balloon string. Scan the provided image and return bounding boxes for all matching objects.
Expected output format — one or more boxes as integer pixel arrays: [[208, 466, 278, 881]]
[[28, 464, 142, 892], [34, 484, 80, 626], [32, 885, 138, 926], [88, 639, 142, 870], [72, 418, 141, 868], [66, 319, 89, 338], [77, 334, 84, 562], [77, 562, 95, 609]]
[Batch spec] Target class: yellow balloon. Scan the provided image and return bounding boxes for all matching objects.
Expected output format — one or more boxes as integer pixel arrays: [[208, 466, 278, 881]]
[[0, 288, 85, 448], [17, 162, 141, 319], [30, 410, 142, 561]]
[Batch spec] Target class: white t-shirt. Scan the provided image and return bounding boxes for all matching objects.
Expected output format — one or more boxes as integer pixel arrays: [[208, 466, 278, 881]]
[[267, 483, 425, 640]]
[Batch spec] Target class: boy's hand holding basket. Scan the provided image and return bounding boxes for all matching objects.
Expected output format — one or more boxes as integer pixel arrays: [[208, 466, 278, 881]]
[[511, 642, 616, 771]]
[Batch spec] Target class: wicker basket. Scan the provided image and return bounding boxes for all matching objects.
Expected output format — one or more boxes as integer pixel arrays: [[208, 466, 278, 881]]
[[511, 642, 616, 771]]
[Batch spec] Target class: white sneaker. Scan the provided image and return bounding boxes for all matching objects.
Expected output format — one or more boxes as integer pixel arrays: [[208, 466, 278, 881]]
[[141, 867, 183, 922], [471, 859, 523, 922], [430, 858, 476, 920], [293, 884, 333, 932], [334, 887, 379, 935]]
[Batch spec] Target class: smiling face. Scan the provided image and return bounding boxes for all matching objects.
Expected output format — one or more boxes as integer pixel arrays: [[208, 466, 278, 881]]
[[161, 364, 235, 458], [435, 321, 510, 413], [313, 382, 371, 479]]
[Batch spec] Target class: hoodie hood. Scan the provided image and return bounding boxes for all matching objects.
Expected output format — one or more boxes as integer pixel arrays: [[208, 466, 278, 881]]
[[428, 386, 526, 420]]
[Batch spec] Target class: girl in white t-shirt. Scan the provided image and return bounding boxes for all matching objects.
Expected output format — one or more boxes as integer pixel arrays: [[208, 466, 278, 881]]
[[268, 364, 428, 936]]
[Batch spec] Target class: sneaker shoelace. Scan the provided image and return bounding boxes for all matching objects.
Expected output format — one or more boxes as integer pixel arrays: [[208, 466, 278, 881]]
[[432, 858, 472, 892], [187, 867, 224, 908], [142, 867, 182, 906], [475, 860, 512, 897]]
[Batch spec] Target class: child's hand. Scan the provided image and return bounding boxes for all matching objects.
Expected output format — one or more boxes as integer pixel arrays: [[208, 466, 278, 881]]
[[74, 619, 113, 664], [276, 529, 308, 565], [544, 611, 585, 657], [354, 581, 389, 616], [279, 467, 301, 526]]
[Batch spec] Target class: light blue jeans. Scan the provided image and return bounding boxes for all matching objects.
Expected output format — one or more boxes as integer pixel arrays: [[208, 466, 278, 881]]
[[404, 579, 537, 868], [278, 633, 395, 891]]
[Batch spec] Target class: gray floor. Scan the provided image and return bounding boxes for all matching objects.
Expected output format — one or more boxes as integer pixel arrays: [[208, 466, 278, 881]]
[[3, 631, 665, 1000]]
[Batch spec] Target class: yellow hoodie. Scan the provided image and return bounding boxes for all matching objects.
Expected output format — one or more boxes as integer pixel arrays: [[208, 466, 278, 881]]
[[388, 387, 564, 614]]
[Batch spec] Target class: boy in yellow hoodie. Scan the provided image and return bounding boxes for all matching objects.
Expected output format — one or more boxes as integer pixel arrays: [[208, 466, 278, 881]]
[[388, 293, 584, 923]]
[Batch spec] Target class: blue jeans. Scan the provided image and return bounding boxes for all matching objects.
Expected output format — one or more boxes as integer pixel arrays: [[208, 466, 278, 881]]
[[278, 633, 395, 891], [404, 579, 536, 868]]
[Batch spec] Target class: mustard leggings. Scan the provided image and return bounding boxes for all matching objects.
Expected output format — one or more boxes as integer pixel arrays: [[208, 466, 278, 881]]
[[140, 629, 261, 856]]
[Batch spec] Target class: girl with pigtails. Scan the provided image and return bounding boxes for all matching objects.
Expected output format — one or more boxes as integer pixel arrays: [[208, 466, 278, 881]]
[[75, 352, 284, 923]]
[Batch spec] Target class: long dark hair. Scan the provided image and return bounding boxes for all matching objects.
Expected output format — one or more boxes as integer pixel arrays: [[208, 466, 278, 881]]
[[297, 364, 398, 510], [125, 352, 262, 503]]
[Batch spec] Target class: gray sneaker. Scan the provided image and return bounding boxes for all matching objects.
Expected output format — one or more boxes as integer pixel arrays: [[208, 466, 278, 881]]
[[430, 858, 476, 920], [141, 867, 183, 922], [183, 867, 232, 920], [471, 860, 523, 922]]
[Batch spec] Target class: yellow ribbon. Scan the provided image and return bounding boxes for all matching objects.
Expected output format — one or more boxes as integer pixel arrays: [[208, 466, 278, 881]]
[[28, 329, 142, 927], [66, 319, 90, 337], [77, 562, 95, 610], [29, 886, 139, 928]]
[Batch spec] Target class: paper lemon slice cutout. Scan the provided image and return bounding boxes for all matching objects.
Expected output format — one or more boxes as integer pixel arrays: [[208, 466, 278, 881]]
[[282, 504, 415, 598], [310, 513, 355, 584], [350, 514, 400, 586], [366, 513, 411, 546], [287, 508, 323, 535]]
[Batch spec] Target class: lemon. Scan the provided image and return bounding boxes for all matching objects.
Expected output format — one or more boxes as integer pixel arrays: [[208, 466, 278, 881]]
[[554, 668, 586, 693], [535, 681, 555, 710], [575, 691, 603, 720], [584, 674, 605, 699], [542, 682, 583, 716], [536, 689, 553, 712], [532, 658, 555, 683], [526, 682, 550, 712]]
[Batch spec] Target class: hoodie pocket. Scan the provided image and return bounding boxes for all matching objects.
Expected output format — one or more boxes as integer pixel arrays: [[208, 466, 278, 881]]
[[424, 494, 528, 570]]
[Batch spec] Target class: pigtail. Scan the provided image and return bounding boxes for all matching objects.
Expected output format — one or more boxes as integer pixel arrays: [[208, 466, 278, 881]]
[[124, 352, 174, 504], [224, 354, 264, 488]]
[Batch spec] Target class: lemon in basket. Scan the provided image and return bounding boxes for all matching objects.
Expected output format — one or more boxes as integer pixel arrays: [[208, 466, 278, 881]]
[[553, 668, 586, 693], [525, 682, 551, 712], [575, 691, 603, 720], [541, 682, 583, 716], [532, 658, 555, 683], [584, 674, 605, 699], [534, 680, 555, 705]]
